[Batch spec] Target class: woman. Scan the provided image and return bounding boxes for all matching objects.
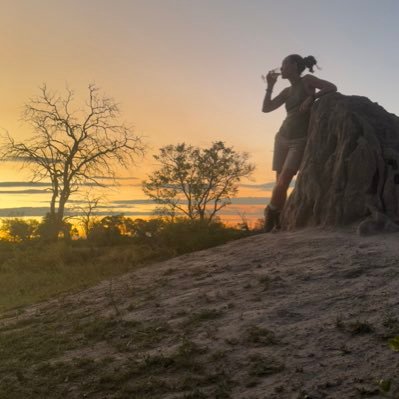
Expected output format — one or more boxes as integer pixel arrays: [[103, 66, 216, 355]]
[[262, 54, 337, 232]]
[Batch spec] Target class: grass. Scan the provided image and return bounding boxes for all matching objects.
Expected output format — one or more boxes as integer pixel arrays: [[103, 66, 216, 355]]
[[247, 353, 284, 377], [243, 325, 277, 345], [180, 308, 225, 332], [0, 232, 239, 398], [0, 304, 239, 398], [73, 318, 172, 351], [0, 217, 252, 314], [0, 308, 233, 399], [382, 313, 399, 339], [258, 275, 272, 291], [335, 316, 374, 335], [0, 242, 152, 313]]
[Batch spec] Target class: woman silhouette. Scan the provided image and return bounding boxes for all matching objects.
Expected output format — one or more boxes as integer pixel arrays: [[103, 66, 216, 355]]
[[262, 54, 337, 232]]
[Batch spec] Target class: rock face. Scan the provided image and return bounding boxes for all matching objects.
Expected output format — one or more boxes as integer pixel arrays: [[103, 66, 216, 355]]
[[281, 93, 399, 231]]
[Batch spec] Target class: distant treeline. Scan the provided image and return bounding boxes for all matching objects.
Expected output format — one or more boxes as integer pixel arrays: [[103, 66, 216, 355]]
[[0, 216, 262, 311], [0, 214, 262, 247]]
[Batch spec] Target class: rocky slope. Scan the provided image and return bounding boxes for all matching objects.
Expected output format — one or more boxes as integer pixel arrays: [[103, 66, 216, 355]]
[[1, 228, 399, 398]]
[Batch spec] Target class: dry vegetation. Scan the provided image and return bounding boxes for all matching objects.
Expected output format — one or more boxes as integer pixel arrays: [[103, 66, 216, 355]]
[[0, 219, 248, 312]]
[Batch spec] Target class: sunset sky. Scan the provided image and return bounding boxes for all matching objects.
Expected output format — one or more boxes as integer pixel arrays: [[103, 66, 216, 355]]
[[1, 0, 398, 225]]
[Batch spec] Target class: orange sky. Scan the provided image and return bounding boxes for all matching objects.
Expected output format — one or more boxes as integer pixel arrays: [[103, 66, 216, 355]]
[[1, 1, 398, 224]]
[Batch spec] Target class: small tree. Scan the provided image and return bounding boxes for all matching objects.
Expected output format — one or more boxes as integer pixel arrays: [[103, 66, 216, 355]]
[[37, 213, 72, 241], [87, 214, 131, 245], [127, 218, 165, 245], [1, 84, 144, 240], [142, 141, 255, 222], [1, 218, 39, 242], [72, 192, 103, 238]]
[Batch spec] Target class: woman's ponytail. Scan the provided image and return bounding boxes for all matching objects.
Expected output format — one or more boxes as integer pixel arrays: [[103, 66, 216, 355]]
[[287, 54, 318, 74], [303, 55, 318, 73]]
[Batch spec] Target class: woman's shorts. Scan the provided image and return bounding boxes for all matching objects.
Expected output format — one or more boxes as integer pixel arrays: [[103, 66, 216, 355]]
[[272, 134, 307, 174]]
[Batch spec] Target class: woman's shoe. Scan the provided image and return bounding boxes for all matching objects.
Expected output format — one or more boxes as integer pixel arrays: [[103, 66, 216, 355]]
[[264, 206, 279, 232]]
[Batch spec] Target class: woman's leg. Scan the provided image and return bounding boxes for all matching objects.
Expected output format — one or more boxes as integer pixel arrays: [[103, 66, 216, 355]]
[[270, 168, 296, 210], [264, 137, 306, 232], [263, 169, 295, 232], [270, 137, 306, 210]]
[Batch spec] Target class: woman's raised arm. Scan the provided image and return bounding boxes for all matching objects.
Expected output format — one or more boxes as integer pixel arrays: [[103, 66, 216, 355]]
[[305, 74, 337, 99], [262, 87, 289, 113]]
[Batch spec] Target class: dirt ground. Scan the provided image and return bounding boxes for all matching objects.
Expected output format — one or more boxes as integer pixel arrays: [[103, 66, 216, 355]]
[[1, 227, 399, 399]]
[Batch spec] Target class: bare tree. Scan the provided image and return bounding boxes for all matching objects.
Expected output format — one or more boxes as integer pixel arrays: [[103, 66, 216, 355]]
[[71, 192, 104, 238], [143, 141, 255, 222], [1, 84, 144, 240]]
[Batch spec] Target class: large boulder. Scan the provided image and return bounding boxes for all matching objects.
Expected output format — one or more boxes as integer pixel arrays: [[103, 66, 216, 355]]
[[281, 92, 399, 233]]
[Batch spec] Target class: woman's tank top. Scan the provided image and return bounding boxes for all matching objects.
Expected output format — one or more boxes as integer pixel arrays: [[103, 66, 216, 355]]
[[278, 78, 311, 140]]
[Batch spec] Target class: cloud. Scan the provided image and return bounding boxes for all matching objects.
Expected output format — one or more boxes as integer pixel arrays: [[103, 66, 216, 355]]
[[240, 182, 275, 190], [0, 156, 34, 163], [240, 180, 296, 190], [91, 176, 140, 181], [0, 207, 152, 218], [0, 189, 50, 195], [69, 204, 142, 211], [79, 210, 150, 216], [0, 180, 120, 190], [0, 207, 51, 217], [112, 197, 270, 206], [112, 199, 156, 205], [0, 182, 52, 188], [1, 156, 59, 164], [216, 207, 266, 216], [230, 197, 270, 205], [0, 199, 268, 218]]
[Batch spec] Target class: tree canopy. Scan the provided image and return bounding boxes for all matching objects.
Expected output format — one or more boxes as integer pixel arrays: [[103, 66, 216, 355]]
[[142, 141, 255, 222]]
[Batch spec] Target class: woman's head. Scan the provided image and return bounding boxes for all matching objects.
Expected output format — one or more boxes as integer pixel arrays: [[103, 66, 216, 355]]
[[280, 54, 317, 79]]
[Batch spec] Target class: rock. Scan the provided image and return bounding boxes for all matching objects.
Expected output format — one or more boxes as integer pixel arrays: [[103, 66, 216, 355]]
[[281, 93, 399, 232], [357, 211, 399, 236]]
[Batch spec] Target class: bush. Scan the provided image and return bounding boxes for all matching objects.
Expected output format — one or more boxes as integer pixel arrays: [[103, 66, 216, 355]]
[[158, 218, 246, 255]]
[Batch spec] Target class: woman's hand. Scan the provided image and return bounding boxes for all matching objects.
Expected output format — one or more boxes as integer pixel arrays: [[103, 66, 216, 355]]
[[266, 71, 279, 87], [299, 96, 314, 112]]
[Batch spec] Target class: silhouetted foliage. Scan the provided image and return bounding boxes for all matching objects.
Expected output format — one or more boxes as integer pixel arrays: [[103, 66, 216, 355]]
[[158, 217, 245, 255], [0, 218, 39, 242], [71, 192, 103, 238], [142, 141, 255, 222], [126, 218, 165, 247], [87, 214, 132, 245], [85, 214, 251, 254], [37, 213, 72, 242], [0, 84, 144, 240], [0, 214, 256, 311]]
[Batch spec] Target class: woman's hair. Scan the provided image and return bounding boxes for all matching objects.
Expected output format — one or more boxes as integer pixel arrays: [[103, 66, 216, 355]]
[[287, 54, 318, 74]]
